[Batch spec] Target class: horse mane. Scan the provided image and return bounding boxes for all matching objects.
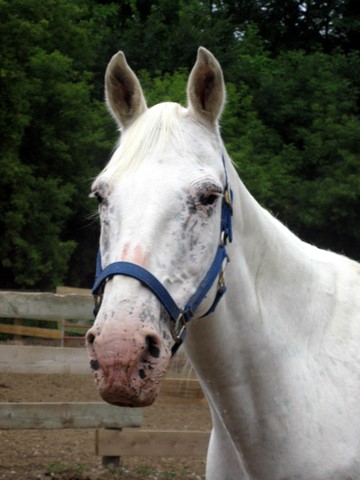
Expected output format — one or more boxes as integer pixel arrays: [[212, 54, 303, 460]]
[[101, 102, 188, 183]]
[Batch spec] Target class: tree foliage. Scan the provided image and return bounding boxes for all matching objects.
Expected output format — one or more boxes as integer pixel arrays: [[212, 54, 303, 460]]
[[0, 0, 359, 290], [223, 41, 360, 258], [0, 0, 114, 289]]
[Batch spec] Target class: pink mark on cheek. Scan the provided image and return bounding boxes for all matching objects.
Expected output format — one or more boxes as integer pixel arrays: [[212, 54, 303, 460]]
[[119, 243, 148, 267], [133, 244, 149, 267]]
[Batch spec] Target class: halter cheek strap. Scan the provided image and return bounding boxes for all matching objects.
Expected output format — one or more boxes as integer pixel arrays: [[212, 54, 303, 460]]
[[92, 155, 233, 356]]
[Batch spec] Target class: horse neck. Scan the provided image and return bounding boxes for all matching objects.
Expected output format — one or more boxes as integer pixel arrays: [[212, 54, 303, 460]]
[[228, 162, 333, 347]]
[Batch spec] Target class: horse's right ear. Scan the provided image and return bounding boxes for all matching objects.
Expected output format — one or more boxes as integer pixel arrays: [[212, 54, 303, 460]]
[[187, 47, 225, 126], [105, 51, 147, 129]]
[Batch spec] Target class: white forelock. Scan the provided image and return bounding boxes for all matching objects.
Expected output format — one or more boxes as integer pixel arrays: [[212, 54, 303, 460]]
[[98, 102, 192, 184]]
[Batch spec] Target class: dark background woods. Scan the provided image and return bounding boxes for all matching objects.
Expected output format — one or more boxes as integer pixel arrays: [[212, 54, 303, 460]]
[[0, 0, 359, 291]]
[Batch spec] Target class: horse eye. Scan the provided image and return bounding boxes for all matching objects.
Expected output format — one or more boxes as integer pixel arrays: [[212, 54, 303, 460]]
[[199, 193, 218, 206]]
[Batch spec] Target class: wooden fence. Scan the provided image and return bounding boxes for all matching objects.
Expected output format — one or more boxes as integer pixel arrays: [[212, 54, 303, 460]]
[[0, 344, 143, 465], [0, 291, 210, 463], [0, 344, 209, 463]]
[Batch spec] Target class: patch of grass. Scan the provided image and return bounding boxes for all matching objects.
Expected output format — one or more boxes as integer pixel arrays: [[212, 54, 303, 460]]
[[46, 463, 86, 475], [107, 465, 128, 475], [136, 465, 153, 476], [163, 471, 177, 478], [72, 464, 86, 473], [46, 463, 67, 474]]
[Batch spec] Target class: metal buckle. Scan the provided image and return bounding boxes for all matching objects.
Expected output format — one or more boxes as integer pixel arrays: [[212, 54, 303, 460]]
[[218, 255, 229, 289], [172, 312, 187, 344]]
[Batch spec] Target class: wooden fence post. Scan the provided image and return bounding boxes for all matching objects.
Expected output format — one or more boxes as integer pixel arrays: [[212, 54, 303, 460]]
[[14, 318, 22, 343]]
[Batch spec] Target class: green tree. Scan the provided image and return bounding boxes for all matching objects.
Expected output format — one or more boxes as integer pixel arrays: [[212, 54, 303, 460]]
[[223, 0, 360, 54], [222, 34, 360, 258], [93, 0, 238, 75], [0, 0, 113, 289]]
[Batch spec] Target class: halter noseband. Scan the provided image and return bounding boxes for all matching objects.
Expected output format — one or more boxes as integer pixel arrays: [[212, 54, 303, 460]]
[[92, 155, 233, 356]]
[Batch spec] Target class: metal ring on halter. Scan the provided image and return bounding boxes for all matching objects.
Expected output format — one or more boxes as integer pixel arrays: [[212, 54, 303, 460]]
[[220, 231, 227, 247]]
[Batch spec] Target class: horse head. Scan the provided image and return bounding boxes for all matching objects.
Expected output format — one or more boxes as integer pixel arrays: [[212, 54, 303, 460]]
[[86, 47, 229, 407]]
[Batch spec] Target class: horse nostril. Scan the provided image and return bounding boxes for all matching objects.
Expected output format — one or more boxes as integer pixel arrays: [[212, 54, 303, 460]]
[[146, 335, 160, 358], [90, 359, 100, 371], [86, 330, 95, 346], [86, 329, 100, 371]]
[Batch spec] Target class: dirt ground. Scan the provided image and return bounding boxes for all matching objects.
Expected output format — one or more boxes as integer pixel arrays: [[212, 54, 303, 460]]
[[0, 368, 211, 480]]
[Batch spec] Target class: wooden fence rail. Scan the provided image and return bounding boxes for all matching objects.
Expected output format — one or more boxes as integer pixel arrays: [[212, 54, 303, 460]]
[[0, 291, 93, 321], [0, 402, 142, 430], [96, 429, 210, 458], [0, 290, 93, 346], [0, 344, 89, 374]]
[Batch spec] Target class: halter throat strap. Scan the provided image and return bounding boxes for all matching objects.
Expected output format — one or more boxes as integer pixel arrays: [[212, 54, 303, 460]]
[[92, 155, 233, 356]]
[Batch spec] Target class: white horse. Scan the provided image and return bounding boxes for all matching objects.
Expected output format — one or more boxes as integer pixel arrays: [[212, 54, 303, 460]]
[[86, 47, 360, 479]]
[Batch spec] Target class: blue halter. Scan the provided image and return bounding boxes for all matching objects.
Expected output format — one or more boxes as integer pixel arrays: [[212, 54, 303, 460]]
[[92, 155, 233, 356]]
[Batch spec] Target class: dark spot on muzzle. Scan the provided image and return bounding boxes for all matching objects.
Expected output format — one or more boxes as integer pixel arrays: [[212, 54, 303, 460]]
[[90, 359, 100, 371], [139, 369, 146, 379], [146, 335, 160, 358]]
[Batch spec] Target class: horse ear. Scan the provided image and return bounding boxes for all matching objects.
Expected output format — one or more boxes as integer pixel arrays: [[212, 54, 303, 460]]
[[187, 47, 225, 125], [105, 51, 147, 129]]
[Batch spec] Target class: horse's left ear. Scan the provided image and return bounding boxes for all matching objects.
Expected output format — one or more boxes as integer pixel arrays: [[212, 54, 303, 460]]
[[187, 47, 225, 125]]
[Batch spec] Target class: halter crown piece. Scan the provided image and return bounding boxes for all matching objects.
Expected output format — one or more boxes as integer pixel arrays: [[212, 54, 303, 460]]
[[92, 154, 233, 356]]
